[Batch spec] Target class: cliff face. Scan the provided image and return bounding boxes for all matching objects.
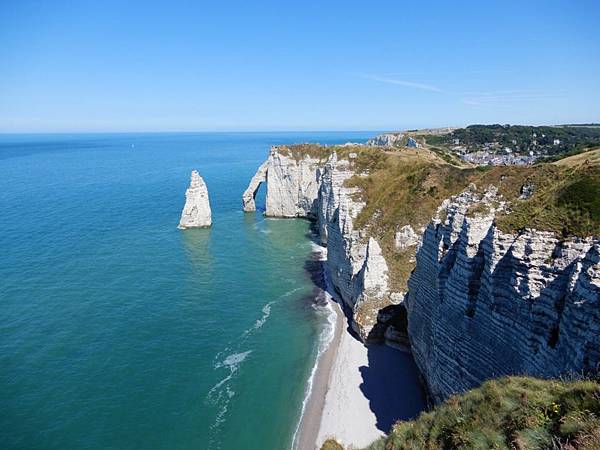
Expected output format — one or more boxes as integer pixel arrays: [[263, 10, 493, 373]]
[[366, 133, 405, 147], [244, 145, 600, 401], [267, 147, 324, 217], [178, 170, 212, 229], [317, 155, 395, 340], [242, 147, 323, 217], [406, 186, 600, 402]]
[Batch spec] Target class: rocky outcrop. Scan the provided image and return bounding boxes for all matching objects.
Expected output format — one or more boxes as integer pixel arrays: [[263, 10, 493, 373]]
[[395, 225, 419, 251], [406, 137, 419, 148], [406, 186, 600, 402], [178, 170, 212, 229]]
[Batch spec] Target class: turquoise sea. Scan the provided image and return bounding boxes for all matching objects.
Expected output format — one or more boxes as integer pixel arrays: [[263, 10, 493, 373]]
[[0, 132, 374, 450]]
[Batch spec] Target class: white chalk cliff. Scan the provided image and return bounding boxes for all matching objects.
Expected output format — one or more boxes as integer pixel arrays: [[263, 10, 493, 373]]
[[242, 146, 323, 218], [406, 186, 600, 402], [178, 170, 212, 229], [244, 146, 600, 401], [366, 133, 405, 147]]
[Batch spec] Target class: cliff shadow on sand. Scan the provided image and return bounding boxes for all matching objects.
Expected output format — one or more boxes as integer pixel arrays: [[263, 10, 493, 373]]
[[359, 344, 426, 433]]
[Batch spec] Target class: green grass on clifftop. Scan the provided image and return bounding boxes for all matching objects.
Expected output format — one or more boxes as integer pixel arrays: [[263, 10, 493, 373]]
[[276, 143, 389, 172], [494, 149, 600, 236], [323, 376, 600, 450]]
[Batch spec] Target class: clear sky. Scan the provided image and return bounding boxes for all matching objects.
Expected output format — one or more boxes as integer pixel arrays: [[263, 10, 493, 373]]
[[1, 0, 599, 132]]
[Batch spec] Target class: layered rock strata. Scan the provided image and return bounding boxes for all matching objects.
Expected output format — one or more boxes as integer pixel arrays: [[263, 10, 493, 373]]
[[178, 170, 212, 229], [406, 187, 600, 402]]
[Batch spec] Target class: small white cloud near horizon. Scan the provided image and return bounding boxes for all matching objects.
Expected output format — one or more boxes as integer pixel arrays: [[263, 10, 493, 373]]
[[360, 74, 444, 93], [460, 90, 566, 106]]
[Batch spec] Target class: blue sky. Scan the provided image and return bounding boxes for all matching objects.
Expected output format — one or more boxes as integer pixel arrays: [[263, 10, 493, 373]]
[[1, 0, 599, 132]]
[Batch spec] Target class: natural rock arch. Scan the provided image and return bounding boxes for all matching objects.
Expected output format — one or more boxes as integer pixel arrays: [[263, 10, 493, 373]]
[[242, 160, 268, 212]]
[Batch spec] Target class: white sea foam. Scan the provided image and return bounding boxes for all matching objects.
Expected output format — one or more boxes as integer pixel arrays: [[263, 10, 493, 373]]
[[242, 286, 303, 339], [206, 350, 253, 449], [220, 350, 252, 369], [254, 302, 272, 329], [214, 286, 303, 366], [209, 350, 252, 397], [207, 285, 306, 448], [253, 222, 273, 234]]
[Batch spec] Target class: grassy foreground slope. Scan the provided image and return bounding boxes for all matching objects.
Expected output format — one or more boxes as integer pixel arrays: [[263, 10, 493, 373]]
[[322, 377, 600, 450]]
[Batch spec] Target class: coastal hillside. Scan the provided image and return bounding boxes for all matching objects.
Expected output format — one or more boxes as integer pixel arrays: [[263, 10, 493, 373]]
[[244, 143, 599, 407], [368, 125, 600, 166], [322, 376, 600, 450]]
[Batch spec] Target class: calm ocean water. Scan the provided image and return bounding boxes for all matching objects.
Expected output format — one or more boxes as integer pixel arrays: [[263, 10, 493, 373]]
[[0, 132, 374, 450]]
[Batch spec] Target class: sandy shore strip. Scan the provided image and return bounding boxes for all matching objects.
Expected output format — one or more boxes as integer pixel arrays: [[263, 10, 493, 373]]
[[295, 300, 425, 450], [314, 312, 385, 449], [294, 300, 344, 450]]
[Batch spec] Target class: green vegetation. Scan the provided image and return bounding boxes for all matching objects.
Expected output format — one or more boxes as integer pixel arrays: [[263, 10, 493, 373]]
[[494, 163, 600, 237], [457, 124, 600, 152], [328, 376, 600, 450], [276, 143, 338, 161], [276, 143, 389, 174], [538, 145, 600, 164], [428, 146, 465, 166]]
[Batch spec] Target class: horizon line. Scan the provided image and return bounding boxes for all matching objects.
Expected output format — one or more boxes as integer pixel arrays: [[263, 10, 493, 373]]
[[0, 129, 391, 135], [0, 121, 597, 136], [0, 120, 600, 136]]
